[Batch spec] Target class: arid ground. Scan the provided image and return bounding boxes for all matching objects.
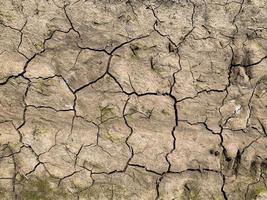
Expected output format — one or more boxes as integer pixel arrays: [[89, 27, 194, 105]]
[[0, 0, 267, 199]]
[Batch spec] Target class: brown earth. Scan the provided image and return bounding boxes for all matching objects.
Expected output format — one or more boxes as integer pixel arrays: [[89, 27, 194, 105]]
[[0, 0, 267, 199]]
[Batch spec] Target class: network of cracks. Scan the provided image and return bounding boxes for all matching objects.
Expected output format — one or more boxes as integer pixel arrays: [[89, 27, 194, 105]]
[[0, 0, 267, 199]]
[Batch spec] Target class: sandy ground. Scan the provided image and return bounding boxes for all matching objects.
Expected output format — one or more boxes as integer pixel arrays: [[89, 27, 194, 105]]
[[0, 0, 267, 199]]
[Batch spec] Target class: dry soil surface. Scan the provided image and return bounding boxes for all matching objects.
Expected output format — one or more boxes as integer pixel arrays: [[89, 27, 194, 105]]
[[0, 0, 267, 199]]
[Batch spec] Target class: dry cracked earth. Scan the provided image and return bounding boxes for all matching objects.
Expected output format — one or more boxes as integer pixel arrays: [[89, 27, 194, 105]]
[[0, 0, 267, 199]]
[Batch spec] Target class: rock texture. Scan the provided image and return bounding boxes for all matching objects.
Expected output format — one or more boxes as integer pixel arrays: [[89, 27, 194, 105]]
[[0, 0, 267, 199]]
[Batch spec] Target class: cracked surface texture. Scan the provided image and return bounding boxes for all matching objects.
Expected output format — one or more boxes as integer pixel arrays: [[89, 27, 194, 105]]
[[0, 0, 267, 199]]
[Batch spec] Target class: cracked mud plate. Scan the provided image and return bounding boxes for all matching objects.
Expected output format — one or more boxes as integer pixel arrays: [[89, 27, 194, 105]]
[[0, 0, 267, 199]]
